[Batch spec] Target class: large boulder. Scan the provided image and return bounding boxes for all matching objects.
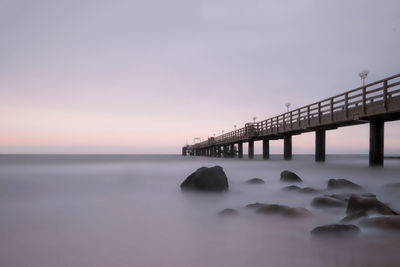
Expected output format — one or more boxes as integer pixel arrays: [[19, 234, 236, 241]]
[[180, 166, 229, 192], [283, 207, 312, 218], [360, 216, 400, 230], [256, 204, 290, 215], [327, 179, 362, 190], [280, 170, 302, 183], [311, 224, 360, 236], [346, 195, 398, 215], [311, 196, 347, 208], [245, 178, 265, 184]]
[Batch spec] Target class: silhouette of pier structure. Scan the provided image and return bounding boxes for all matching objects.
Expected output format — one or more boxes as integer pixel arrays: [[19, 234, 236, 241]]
[[182, 73, 400, 166]]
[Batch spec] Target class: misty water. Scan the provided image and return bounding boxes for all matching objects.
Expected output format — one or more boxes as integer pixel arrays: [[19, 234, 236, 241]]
[[1, 154, 400, 267]]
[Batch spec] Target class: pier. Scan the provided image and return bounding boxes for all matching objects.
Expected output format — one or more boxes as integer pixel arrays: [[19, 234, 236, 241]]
[[182, 73, 400, 166]]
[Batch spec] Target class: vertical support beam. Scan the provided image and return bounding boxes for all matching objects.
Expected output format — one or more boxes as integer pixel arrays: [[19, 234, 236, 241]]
[[182, 147, 187, 156], [217, 146, 222, 158], [284, 135, 292, 160], [315, 129, 326, 162], [263, 139, 270, 160], [330, 98, 334, 121], [369, 119, 384, 167], [383, 79, 388, 111], [248, 140, 254, 159], [223, 145, 228, 157], [238, 142, 243, 158], [345, 92, 349, 119], [230, 143, 235, 158]]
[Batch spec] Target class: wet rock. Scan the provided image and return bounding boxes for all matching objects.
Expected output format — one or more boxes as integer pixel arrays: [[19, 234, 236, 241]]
[[280, 170, 303, 183], [311, 196, 347, 208], [218, 208, 238, 216], [283, 207, 312, 218], [340, 210, 368, 222], [300, 187, 320, 194], [329, 193, 375, 202], [180, 166, 229, 192], [256, 204, 290, 215], [360, 216, 400, 230], [346, 195, 398, 215], [311, 224, 360, 236], [245, 178, 265, 184], [282, 185, 301, 191], [245, 202, 267, 209], [327, 179, 362, 190]]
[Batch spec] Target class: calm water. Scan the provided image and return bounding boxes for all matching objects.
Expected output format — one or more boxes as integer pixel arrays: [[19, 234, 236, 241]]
[[0, 154, 400, 267]]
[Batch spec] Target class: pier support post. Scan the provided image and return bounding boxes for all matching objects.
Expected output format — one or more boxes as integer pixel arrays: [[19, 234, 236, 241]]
[[217, 146, 222, 157], [223, 145, 228, 157], [230, 143, 235, 158], [284, 135, 292, 160], [248, 140, 254, 159], [262, 139, 269, 160], [211, 146, 216, 157], [369, 119, 384, 167], [238, 142, 243, 158], [315, 129, 326, 162], [182, 147, 187, 156]]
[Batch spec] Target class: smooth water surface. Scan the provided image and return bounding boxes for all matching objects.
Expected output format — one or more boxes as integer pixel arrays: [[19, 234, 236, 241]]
[[0, 154, 400, 267]]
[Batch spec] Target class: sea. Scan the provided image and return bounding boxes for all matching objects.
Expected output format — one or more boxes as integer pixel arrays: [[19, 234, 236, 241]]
[[0, 154, 399, 267]]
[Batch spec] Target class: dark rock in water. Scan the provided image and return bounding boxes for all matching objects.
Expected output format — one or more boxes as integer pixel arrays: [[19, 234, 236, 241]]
[[346, 195, 398, 215], [300, 187, 320, 194], [245, 178, 265, 184], [329, 193, 375, 202], [360, 216, 400, 230], [180, 166, 229, 192], [283, 207, 312, 218], [282, 185, 301, 191], [311, 196, 347, 208], [327, 179, 362, 190], [311, 224, 360, 236], [256, 204, 290, 215], [218, 208, 238, 216], [340, 210, 368, 222], [280, 170, 302, 183], [246, 202, 267, 209]]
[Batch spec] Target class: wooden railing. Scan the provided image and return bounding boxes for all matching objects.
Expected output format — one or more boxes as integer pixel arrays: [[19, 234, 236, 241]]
[[190, 73, 400, 149]]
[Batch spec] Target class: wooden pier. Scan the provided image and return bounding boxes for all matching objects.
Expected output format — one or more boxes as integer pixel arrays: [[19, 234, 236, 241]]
[[182, 73, 400, 166]]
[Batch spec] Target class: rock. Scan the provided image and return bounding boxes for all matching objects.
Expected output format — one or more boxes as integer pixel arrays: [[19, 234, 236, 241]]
[[311, 196, 347, 208], [300, 187, 320, 194], [256, 204, 290, 215], [360, 216, 400, 230], [311, 224, 360, 236], [328, 193, 375, 202], [340, 210, 368, 222], [327, 179, 362, 190], [180, 166, 229, 192], [245, 178, 265, 184], [218, 208, 238, 216], [282, 185, 301, 191], [280, 170, 302, 183], [346, 195, 398, 215], [245, 202, 267, 209], [283, 207, 312, 218]]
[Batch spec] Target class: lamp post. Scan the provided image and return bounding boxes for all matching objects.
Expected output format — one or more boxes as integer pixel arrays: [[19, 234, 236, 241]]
[[285, 102, 291, 112], [234, 124, 237, 130], [359, 70, 369, 86]]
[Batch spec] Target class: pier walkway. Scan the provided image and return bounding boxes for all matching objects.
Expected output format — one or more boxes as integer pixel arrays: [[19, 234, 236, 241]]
[[182, 73, 400, 166]]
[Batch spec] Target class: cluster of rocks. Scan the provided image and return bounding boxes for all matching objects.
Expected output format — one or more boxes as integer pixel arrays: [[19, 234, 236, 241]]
[[180, 166, 400, 236]]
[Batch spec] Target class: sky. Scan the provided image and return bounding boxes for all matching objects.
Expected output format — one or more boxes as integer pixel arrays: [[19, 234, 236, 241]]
[[1, 0, 399, 154]]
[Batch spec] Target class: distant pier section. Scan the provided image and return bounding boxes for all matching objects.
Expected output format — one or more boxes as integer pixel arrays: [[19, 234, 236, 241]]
[[182, 73, 400, 166]]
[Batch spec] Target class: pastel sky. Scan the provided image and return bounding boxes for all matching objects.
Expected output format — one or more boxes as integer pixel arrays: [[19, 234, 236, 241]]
[[1, 0, 399, 154]]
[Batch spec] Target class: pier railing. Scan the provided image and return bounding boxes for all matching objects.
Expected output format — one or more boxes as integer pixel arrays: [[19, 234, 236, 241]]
[[191, 73, 400, 148]]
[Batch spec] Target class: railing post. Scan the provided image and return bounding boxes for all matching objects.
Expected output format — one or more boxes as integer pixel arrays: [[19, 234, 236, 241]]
[[362, 86, 366, 114], [383, 79, 388, 111], [290, 111, 293, 128], [297, 109, 301, 127], [330, 98, 334, 121], [307, 106, 310, 126], [283, 113, 286, 130], [345, 92, 349, 119], [318, 102, 321, 124]]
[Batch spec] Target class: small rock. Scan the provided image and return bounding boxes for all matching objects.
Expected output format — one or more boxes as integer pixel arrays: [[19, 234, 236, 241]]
[[245, 202, 267, 209], [346, 195, 398, 215], [283, 207, 312, 218], [327, 179, 362, 190], [311, 224, 360, 236], [328, 193, 375, 202], [280, 170, 303, 183], [360, 216, 400, 230], [340, 210, 368, 222], [300, 187, 320, 194], [311, 196, 347, 208], [180, 166, 229, 192], [256, 204, 290, 215], [218, 208, 238, 216], [245, 178, 265, 184], [282, 185, 301, 191]]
